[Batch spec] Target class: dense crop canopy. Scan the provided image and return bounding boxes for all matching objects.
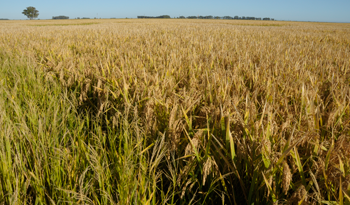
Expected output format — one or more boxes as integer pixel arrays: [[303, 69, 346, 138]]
[[1, 19, 350, 204]]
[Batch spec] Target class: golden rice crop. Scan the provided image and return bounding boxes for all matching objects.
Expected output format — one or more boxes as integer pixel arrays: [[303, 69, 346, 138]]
[[1, 19, 350, 204]]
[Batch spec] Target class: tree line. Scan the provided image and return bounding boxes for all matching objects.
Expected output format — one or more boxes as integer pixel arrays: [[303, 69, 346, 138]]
[[137, 15, 171, 19], [21, 6, 275, 21], [179, 16, 274, 20], [52, 16, 69, 19], [138, 15, 274, 20]]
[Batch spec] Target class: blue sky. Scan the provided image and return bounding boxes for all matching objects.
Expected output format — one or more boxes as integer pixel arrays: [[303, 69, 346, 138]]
[[1, 0, 349, 22]]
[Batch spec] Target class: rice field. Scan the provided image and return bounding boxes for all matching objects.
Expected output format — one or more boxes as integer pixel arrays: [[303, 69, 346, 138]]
[[0, 19, 350, 204]]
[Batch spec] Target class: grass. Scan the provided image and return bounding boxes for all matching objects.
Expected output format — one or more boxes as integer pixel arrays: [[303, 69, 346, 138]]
[[1, 19, 350, 204]]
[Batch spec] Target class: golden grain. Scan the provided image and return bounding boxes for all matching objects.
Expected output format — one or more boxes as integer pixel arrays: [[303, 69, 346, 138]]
[[1, 18, 349, 204]]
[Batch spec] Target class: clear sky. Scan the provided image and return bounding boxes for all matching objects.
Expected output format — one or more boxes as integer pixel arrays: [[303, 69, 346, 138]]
[[1, 0, 349, 22]]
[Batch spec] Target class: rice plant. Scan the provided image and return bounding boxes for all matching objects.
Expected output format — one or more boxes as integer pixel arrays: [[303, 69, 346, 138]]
[[0, 19, 350, 204]]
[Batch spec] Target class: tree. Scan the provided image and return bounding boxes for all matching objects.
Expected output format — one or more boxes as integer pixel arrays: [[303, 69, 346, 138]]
[[52, 16, 69, 20], [22, 7, 39, 20]]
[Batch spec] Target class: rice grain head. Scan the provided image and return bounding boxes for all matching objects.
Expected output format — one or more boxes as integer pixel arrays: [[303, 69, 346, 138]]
[[288, 185, 307, 205], [202, 156, 219, 186], [282, 161, 292, 195]]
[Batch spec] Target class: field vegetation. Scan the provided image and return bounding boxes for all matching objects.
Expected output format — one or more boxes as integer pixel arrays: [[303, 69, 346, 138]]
[[31, 23, 99, 27], [1, 19, 350, 204]]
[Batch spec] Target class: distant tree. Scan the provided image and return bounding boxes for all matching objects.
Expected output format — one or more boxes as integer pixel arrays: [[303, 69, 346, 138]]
[[223, 16, 233, 19], [179, 16, 185, 19], [22, 6, 39, 20], [52, 15, 69, 19], [137, 15, 170, 19]]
